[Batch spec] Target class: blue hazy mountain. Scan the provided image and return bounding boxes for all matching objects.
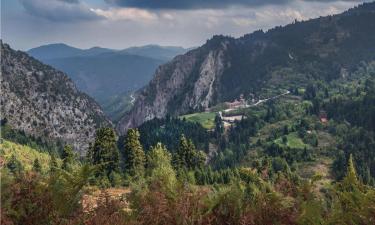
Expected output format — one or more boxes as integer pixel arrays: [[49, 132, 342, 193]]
[[27, 44, 189, 121], [27, 43, 115, 61], [120, 45, 189, 60]]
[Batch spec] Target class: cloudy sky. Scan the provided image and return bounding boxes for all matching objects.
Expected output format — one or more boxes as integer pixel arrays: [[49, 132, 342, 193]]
[[1, 0, 371, 50]]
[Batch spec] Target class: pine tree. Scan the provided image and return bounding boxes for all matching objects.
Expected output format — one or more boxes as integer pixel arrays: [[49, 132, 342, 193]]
[[174, 135, 186, 169], [6, 154, 23, 174], [186, 139, 197, 169], [330, 154, 370, 224], [174, 135, 190, 169], [342, 154, 359, 190], [62, 145, 74, 172], [146, 142, 176, 189], [32, 158, 42, 173], [123, 128, 146, 177], [86, 143, 93, 164], [215, 114, 224, 137], [194, 150, 207, 169], [364, 167, 374, 185], [174, 135, 206, 170], [91, 128, 120, 177], [50, 154, 58, 173], [147, 143, 170, 172]]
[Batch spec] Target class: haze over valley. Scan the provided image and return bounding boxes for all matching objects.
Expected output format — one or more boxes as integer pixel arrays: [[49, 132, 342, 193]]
[[27, 43, 189, 121]]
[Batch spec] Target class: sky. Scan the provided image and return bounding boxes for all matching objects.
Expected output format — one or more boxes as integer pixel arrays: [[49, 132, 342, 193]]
[[0, 0, 371, 50]]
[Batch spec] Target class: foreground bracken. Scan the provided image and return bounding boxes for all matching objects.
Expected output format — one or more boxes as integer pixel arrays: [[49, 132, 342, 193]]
[[2, 153, 375, 225]]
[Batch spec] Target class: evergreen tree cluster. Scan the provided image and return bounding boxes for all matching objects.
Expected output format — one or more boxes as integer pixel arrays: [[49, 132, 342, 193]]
[[137, 116, 210, 152], [173, 135, 206, 170]]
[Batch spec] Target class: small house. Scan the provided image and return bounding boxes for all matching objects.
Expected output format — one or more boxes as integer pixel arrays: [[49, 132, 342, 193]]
[[319, 110, 328, 123]]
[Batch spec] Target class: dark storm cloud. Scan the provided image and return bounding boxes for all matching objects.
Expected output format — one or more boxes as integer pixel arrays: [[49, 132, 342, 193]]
[[6, 0, 369, 50], [104, 0, 292, 9], [19, 0, 102, 22], [105, 0, 371, 9]]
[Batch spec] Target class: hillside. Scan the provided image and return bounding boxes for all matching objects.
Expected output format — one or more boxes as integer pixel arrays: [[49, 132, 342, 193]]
[[0, 42, 111, 154], [0, 140, 61, 173], [117, 2, 375, 134]]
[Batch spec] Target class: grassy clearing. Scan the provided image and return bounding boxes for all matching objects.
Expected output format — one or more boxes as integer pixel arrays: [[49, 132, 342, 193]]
[[180, 112, 216, 129], [275, 132, 309, 149], [317, 131, 336, 148], [0, 140, 61, 172], [296, 157, 333, 193]]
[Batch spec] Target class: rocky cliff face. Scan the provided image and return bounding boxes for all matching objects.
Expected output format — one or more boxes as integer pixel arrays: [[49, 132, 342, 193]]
[[116, 40, 229, 133], [0, 42, 111, 154], [117, 2, 375, 134]]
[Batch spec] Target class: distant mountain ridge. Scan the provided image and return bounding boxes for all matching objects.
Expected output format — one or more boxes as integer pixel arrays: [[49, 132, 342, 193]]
[[116, 2, 375, 134], [27, 43, 115, 61], [0, 42, 111, 154], [120, 45, 189, 60], [27, 44, 189, 121], [42, 53, 164, 102], [27, 43, 188, 61]]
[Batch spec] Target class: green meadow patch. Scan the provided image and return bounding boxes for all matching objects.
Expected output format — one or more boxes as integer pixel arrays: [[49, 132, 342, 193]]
[[274, 132, 309, 149], [180, 112, 216, 130]]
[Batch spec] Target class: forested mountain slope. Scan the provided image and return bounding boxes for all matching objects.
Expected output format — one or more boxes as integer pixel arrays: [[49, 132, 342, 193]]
[[117, 2, 375, 134], [0, 42, 111, 154]]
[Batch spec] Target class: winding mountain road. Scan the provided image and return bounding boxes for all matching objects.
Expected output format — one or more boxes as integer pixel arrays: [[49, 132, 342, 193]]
[[223, 90, 290, 113], [130, 94, 136, 105]]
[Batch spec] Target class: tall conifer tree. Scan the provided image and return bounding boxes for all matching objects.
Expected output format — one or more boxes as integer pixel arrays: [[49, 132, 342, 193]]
[[62, 145, 74, 172], [91, 128, 120, 177], [123, 129, 146, 176], [32, 158, 41, 173]]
